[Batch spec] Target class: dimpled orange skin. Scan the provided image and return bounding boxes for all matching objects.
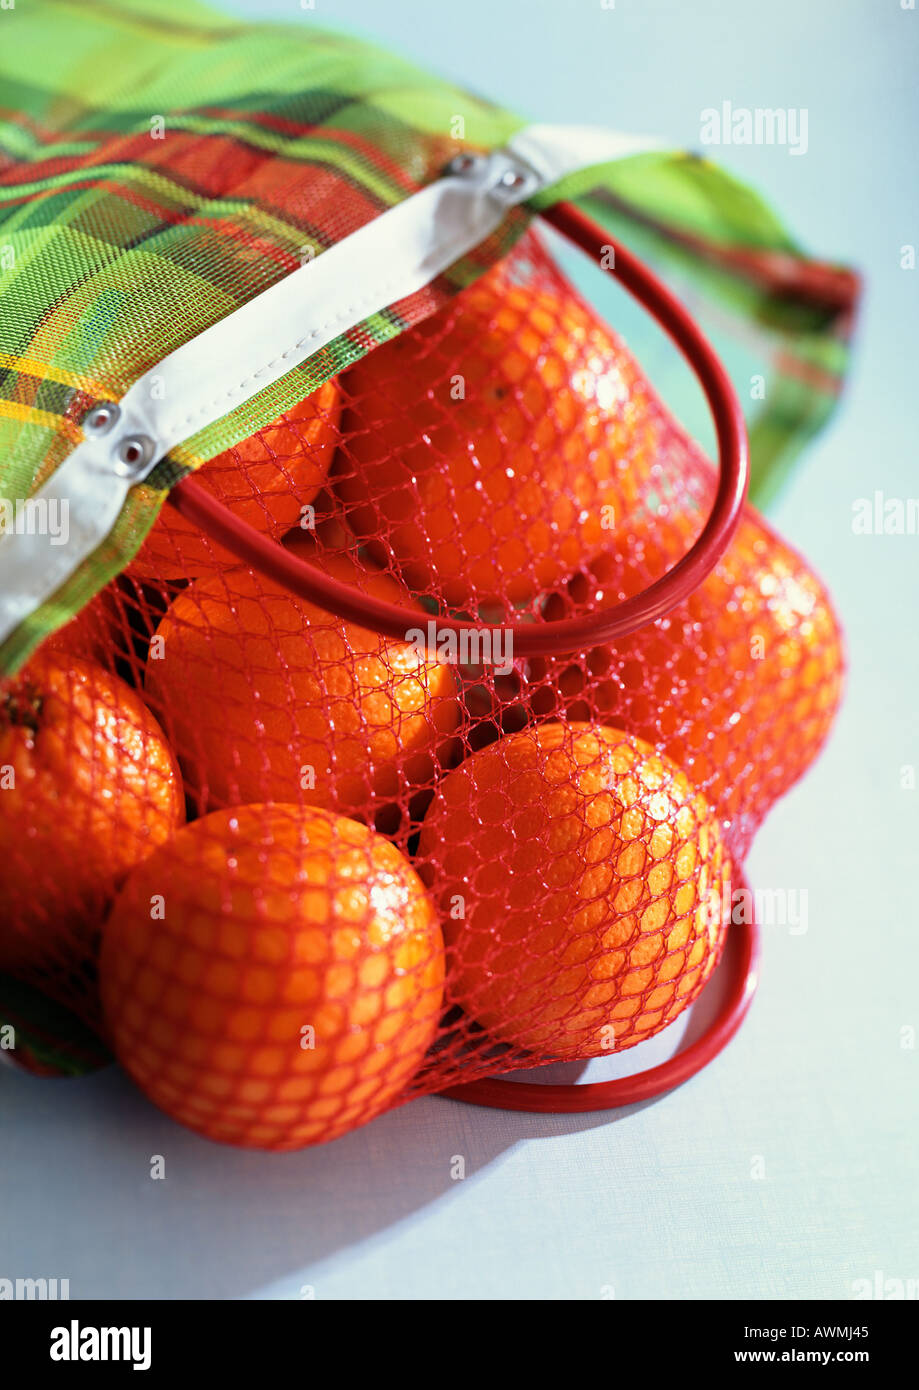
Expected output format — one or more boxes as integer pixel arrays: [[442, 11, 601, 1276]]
[[144, 553, 459, 820], [99, 804, 445, 1150], [0, 653, 184, 973], [128, 381, 341, 581], [336, 255, 657, 609], [529, 507, 844, 853], [418, 721, 730, 1060]]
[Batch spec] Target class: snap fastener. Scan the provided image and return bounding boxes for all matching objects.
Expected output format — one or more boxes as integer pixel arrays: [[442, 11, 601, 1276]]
[[490, 166, 533, 201], [83, 402, 120, 436], [113, 434, 155, 478], [445, 152, 485, 177]]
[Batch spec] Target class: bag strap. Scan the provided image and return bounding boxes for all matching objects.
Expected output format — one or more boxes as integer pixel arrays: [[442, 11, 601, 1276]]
[[0, 124, 657, 663]]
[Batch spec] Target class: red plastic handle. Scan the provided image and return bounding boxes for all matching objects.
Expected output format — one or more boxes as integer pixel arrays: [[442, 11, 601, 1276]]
[[438, 886, 760, 1114], [168, 201, 749, 658]]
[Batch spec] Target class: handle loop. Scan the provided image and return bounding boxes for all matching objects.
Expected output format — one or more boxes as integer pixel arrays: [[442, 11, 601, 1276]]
[[169, 201, 748, 657], [438, 871, 760, 1114]]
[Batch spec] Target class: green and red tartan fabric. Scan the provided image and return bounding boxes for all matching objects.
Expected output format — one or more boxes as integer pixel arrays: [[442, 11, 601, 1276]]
[[0, 0, 857, 676], [0, 0, 534, 669]]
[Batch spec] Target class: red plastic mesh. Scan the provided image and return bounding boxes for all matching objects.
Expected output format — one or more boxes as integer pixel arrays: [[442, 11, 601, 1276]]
[[0, 230, 843, 1148]]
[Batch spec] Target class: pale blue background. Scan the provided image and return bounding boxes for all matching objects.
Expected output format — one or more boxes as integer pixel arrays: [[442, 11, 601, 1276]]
[[2, 0, 917, 1300]]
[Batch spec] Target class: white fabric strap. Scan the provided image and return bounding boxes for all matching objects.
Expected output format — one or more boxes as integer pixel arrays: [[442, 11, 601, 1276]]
[[0, 123, 659, 647], [506, 124, 659, 186]]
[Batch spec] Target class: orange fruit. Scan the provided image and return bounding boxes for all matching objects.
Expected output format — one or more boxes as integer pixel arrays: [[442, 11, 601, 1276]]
[[99, 803, 445, 1149], [43, 591, 118, 666], [336, 248, 657, 608], [418, 721, 730, 1059], [129, 381, 341, 581], [0, 652, 184, 973], [143, 552, 459, 822], [528, 507, 844, 852]]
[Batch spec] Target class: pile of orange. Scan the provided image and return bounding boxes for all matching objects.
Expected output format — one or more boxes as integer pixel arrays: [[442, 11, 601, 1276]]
[[1, 232, 844, 1149]]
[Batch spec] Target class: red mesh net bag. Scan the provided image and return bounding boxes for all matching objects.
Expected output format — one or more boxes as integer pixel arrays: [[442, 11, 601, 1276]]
[[0, 226, 844, 1147]]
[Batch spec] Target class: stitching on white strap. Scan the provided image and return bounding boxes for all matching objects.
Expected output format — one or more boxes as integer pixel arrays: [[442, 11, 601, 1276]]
[[169, 271, 413, 434]]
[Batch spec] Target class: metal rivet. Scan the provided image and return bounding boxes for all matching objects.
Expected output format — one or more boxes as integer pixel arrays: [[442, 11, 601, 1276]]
[[83, 402, 120, 435], [113, 434, 155, 477], [446, 152, 483, 177], [494, 168, 528, 196]]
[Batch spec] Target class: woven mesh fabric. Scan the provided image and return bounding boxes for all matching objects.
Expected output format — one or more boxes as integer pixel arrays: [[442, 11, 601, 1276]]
[[0, 229, 844, 1144]]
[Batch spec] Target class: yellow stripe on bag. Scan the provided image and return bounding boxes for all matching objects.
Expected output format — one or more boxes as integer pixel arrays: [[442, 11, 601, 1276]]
[[0, 353, 110, 396], [0, 399, 82, 442]]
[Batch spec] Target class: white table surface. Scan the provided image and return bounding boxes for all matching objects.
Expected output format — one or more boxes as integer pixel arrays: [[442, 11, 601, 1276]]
[[1, 0, 916, 1300]]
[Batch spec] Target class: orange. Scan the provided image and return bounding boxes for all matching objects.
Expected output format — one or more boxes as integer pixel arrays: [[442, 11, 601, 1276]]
[[418, 721, 730, 1059], [128, 381, 341, 581], [528, 507, 844, 852], [143, 551, 459, 822], [0, 652, 184, 973], [99, 803, 445, 1149], [43, 591, 117, 665], [336, 250, 657, 609]]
